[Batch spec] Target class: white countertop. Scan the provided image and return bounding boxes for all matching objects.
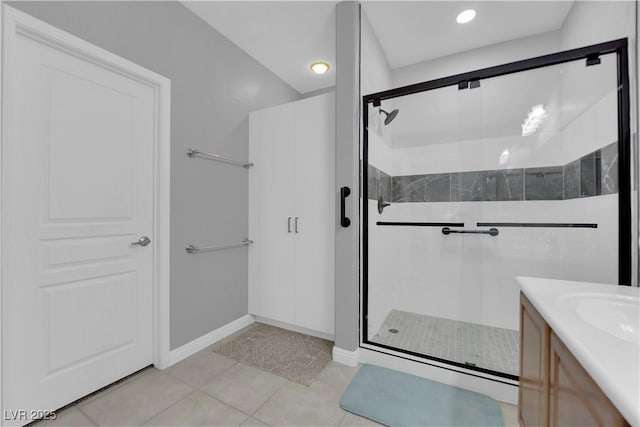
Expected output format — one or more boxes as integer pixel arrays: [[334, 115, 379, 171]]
[[517, 277, 640, 427]]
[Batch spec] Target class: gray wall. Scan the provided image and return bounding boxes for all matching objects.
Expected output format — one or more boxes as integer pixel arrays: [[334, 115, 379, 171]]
[[334, 1, 360, 352], [9, 1, 300, 349]]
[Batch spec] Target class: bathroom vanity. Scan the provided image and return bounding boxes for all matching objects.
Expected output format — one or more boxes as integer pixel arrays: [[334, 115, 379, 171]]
[[517, 277, 639, 427]]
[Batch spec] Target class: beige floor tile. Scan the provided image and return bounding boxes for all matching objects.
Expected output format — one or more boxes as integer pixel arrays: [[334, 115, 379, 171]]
[[254, 380, 346, 427], [164, 350, 237, 388], [500, 402, 519, 427], [143, 391, 248, 427], [79, 369, 192, 426], [313, 362, 359, 391], [201, 363, 286, 415], [240, 417, 270, 427], [40, 406, 96, 427], [339, 412, 384, 427], [78, 367, 156, 406]]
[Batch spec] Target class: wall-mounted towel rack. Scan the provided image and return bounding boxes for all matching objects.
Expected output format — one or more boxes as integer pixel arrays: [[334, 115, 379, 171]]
[[442, 227, 499, 237], [476, 222, 597, 228], [185, 238, 253, 254], [186, 148, 254, 168], [377, 221, 464, 227]]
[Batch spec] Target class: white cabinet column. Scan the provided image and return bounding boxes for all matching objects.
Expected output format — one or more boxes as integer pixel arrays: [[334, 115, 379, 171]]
[[249, 93, 335, 337], [248, 102, 296, 324]]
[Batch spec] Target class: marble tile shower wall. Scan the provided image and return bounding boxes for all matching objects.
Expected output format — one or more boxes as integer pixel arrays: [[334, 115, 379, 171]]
[[367, 164, 392, 201], [367, 142, 618, 203]]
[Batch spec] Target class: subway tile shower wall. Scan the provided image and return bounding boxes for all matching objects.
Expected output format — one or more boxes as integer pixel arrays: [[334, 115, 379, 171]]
[[368, 142, 618, 203]]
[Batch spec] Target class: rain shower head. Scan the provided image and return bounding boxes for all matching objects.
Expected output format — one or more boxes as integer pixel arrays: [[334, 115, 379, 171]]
[[380, 108, 399, 125]]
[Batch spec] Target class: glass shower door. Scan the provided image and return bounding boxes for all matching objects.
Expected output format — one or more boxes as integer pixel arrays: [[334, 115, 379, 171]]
[[363, 47, 629, 379]]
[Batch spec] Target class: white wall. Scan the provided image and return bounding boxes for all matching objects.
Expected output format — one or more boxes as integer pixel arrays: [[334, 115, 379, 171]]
[[391, 84, 618, 176], [361, 8, 394, 175], [367, 196, 618, 336], [391, 134, 560, 176], [393, 30, 561, 88], [361, 8, 392, 96], [562, 1, 636, 51], [367, 110, 394, 174]]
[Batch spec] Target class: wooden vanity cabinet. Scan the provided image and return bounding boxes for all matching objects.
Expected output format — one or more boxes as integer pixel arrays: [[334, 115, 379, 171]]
[[519, 292, 629, 427], [549, 331, 628, 427], [519, 293, 550, 427]]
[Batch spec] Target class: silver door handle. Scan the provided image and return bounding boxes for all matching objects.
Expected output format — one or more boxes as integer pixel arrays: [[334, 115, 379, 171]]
[[287, 217, 292, 233], [131, 236, 151, 247], [294, 217, 299, 233]]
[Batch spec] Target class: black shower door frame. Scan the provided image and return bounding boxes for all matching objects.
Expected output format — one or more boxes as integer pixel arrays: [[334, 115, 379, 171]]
[[361, 38, 632, 381]]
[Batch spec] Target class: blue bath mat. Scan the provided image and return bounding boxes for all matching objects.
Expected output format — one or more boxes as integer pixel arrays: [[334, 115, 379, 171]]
[[339, 364, 504, 427]]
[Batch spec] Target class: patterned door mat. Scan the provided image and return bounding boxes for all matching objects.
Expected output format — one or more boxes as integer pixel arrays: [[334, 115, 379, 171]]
[[212, 323, 333, 386]]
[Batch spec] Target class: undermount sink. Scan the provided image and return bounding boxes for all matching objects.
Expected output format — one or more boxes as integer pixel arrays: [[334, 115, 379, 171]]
[[558, 293, 640, 343]]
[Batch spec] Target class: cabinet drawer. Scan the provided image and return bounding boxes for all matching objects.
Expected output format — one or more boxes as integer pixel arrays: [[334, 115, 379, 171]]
[[549, 331, 628, 427]]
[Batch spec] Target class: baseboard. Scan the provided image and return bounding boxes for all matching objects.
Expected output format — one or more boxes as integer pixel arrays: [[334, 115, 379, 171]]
[[254, 315, 334, 341], [165, 314, 255, 367], [359, 346, 518, 404], [332, 346, 360, 367]]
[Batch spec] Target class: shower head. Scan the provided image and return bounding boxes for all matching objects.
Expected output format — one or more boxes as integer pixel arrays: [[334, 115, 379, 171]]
[[380, 108, 399, 125]]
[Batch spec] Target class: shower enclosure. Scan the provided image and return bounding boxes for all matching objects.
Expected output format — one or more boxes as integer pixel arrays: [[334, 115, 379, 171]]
[[362, 39, 631, 380]]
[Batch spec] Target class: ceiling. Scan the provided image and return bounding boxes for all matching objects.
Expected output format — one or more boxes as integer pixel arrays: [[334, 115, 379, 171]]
[[182, 1, 573, 94], [362, 1, 573, 69], [182, 1, 337, 94]]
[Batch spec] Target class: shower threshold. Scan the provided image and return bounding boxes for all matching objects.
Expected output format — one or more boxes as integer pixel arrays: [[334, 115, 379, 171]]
[[371, 310, 519, 377]]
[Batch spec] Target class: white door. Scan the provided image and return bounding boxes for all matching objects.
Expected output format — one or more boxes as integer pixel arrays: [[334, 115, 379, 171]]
[[293, 94, 335, 334], [3, 9, 159, 422], [248, 103, 296, 324]]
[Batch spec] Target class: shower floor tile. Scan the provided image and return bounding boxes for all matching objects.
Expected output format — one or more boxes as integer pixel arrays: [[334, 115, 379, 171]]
[[372, 310, 519, 376]]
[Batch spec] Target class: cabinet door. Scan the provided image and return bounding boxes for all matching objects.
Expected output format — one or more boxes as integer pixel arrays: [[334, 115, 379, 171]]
[[549, 331, 629, 427], [292, 93, 335, 334], [519, 293, 550, 427], [249, 103, 295, 323]]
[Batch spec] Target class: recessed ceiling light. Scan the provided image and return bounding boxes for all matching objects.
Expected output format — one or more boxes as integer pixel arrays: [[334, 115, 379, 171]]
[[310, 61, 330, 74], [456, 9, 476, 24]]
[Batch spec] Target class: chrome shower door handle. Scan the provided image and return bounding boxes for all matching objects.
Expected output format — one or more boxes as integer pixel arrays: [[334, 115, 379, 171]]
[[294, 217, 299, 233], [131, 236, 151, 247], [287, 217, 292, 233]]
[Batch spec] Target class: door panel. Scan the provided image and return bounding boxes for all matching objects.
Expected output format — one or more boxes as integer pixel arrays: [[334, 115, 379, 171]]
[[4, 17, 155, 422], [293, 94, 335, 334], [364, 50, 624, 379], [41, 235, 135, 267], [248, 103, 296, 323], [47, 68, 136, 220], [46, 272, 136, 371], [549, 332, 628, 426]]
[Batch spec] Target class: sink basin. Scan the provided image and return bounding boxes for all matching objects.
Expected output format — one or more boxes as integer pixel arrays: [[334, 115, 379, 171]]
[[558, 293, 640, 343]]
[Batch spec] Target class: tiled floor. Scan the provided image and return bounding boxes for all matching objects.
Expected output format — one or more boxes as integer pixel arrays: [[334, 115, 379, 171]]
[[373, 310, 520, 376], [40, 345, 519, 427]]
